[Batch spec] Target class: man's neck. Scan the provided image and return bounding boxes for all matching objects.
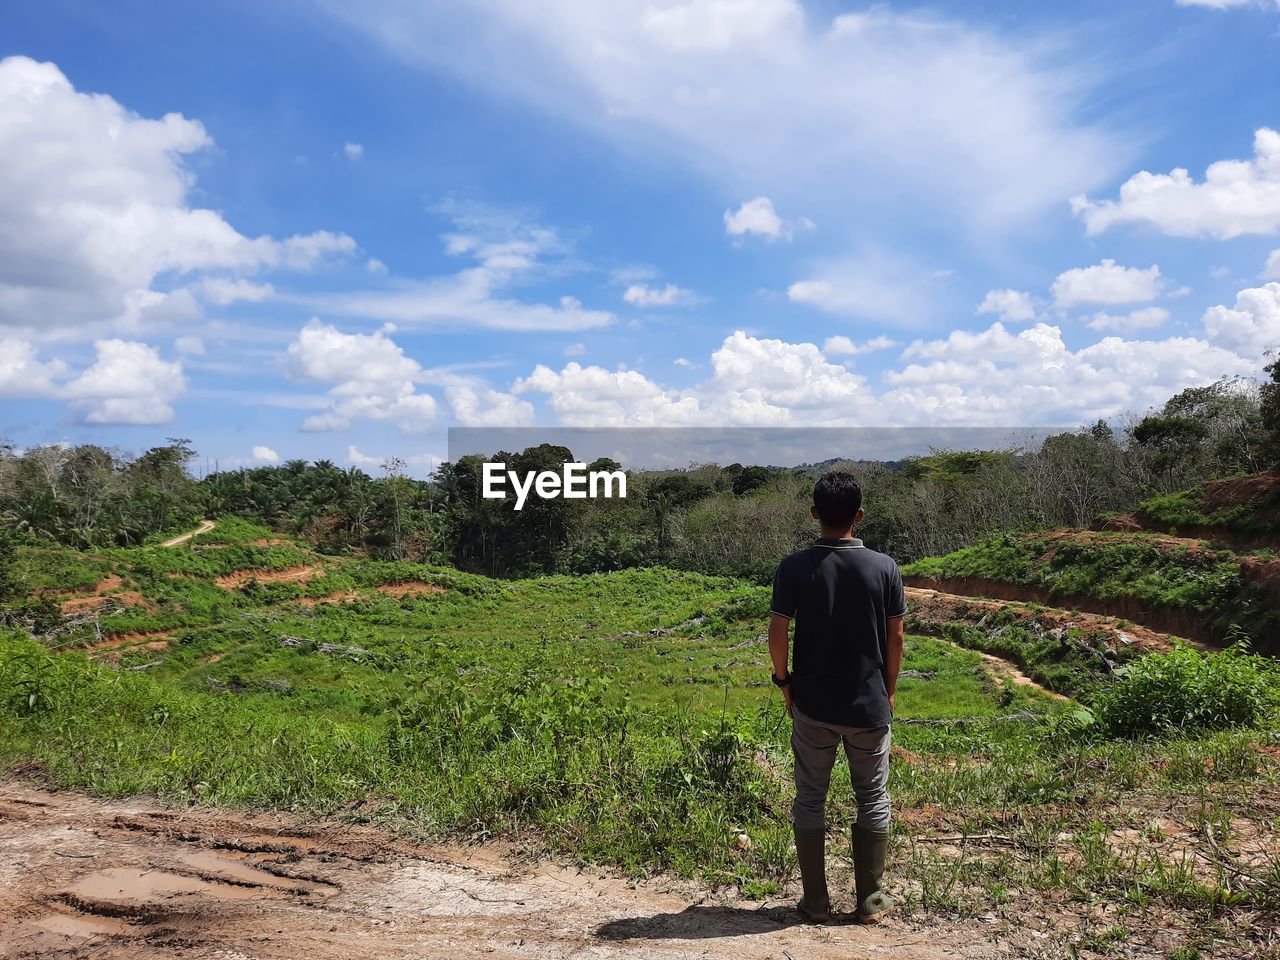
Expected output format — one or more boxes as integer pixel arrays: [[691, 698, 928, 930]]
[[819, 527, 857, 540]]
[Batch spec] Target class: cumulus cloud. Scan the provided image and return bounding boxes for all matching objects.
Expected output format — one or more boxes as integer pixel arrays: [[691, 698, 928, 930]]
[[64, 340, 186, 424], [343, 142, 364, 159], [315, 2, 1127, 230], [723, 197, 813, 242], [511, 302, 1267, 430], [288, 320, 438, 433], [822, 335, 898, 356], [0, 57, 356, 339], [443, 382, 535, 427], [0, 339, 68, 396], [1073, 128, 1280, 239], [622, 283, 698, 307], [1051, 260, 1163, 307], [977, 289, 1037, 324], [1086, 307, 1171, 334], [252, 445, 281, 464], [1201, 283, 1280, 357], [513, 331, 872, 426], [564, 342, 587, 357], [1263, 250, 1280, 279]]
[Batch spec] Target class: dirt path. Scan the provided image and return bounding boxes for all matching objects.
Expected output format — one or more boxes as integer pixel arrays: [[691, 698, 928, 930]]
[[0, 781, 1008, 960], [160, 520, 215, 548]]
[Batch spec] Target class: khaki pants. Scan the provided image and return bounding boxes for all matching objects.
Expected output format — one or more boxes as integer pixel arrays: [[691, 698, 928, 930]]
[[791, 705, 892, 832]]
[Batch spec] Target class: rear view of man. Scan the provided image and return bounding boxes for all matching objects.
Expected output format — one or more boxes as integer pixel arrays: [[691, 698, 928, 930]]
[[768, 471, 906, 924]]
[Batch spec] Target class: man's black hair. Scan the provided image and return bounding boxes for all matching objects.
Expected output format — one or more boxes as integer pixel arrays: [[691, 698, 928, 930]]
[[813, 471, 863, 529]]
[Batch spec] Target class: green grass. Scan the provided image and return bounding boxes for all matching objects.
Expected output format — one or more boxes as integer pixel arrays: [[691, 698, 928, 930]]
[[2, 539, 1278, 953]]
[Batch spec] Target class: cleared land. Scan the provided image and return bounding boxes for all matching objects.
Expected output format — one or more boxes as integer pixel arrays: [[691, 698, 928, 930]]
[[3, 516, 1278, 959]]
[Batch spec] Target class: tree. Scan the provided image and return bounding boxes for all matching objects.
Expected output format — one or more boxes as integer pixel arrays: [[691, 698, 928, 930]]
[[1261, 355, 1280, 468]]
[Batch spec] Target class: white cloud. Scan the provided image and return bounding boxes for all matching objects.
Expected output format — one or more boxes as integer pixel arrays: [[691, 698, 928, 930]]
[[1263, 250, 1280, 279], [512, 306, 1265, 430], [1073, 128, 1280, 239], [564, 342, 587, 356], [1087, 307, 1171, 334], [1051, 260, 1163, 307], [343, 142, 364, 159], [514, 331, 871, 427], [723, 197, 813, 243], [444, 382, 535, 427], [822, 335, 898, 356], [197, 278, 275, 306], [346, 445, 381, 468], [1202, 283, 1280, 357], [174, 336, 206, 355], [977, 289, 1036, 324], [622, 282, 698, 306], [287, 320, 438, 433], [0, 56, 355, 337], [366, 258, 388, 274], [0, 339, 68, 396], [307, 206, 614, 332], [317, 3, 1127, 230], [673, 357, 692, 367], [514, 362, 701, 426], [786, 252, 946, 324], [252, 445, 281, 464], [64, 340, 185, 424]]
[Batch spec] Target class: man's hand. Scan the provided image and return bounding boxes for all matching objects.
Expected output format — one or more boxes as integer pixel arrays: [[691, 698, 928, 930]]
[[782, 682, 793, 717], [888, 693, 895, 714]]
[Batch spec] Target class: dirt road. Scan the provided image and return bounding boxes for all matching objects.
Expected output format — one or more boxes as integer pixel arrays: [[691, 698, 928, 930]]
[[0, 781, 1009, 960], [160, 520, 215, 549]]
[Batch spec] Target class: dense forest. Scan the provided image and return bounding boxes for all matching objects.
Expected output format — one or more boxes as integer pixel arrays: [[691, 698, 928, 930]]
[[3, 362, 1279, 583]]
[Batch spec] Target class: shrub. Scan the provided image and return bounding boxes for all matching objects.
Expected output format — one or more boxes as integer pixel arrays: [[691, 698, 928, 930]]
[[1093, 641, 1280, 738]]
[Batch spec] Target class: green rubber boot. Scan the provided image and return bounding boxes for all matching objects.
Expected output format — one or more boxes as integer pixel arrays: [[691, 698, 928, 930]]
[[793, 826, 831, 922], [852, 827, 896, 924]]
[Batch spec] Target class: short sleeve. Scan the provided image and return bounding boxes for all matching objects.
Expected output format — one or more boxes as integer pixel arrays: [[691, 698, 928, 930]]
[[770, 561, 797, 620], [887, 563, 907, 619]]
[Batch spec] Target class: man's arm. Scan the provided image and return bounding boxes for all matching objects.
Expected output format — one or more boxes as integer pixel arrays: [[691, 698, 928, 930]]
[[885, 614, 904, 713], [768, 612, 793, 715]]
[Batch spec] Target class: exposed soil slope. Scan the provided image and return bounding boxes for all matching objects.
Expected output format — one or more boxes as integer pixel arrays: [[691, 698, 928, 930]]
[[0, 781, 1004, 960], [904, 586, 1183, 655]]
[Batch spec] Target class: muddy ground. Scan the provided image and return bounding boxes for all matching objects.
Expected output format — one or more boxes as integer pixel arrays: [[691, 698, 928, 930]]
[[0, 781, 1028, 960]]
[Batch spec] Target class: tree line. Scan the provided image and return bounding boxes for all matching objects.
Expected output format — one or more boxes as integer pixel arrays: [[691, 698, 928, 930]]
[[2, 364, 1278, 582]]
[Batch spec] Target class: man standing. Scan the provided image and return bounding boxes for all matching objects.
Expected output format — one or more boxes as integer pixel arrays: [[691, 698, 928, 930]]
[[768, 471, 906, 924]]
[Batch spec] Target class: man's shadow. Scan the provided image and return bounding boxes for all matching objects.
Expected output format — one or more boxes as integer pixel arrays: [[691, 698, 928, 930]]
[[595, 905, 862, 940]]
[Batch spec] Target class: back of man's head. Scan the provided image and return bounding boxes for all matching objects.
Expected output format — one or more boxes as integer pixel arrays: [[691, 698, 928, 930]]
[[813, 471, 863, 530]]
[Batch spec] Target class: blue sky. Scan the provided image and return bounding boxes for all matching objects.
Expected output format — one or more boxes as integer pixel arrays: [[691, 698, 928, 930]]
[[3, 0, 1280, 473]]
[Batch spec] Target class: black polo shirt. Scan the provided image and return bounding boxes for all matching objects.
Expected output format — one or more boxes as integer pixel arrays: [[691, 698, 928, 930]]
[[770, 537, 907, 729]]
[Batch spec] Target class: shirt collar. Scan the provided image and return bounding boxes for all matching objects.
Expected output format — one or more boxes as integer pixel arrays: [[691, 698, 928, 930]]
[[815, 536, 865, 549]]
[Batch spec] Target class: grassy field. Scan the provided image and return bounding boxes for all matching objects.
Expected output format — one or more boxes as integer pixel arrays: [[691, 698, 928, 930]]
[[3, 532, 1280, 957]]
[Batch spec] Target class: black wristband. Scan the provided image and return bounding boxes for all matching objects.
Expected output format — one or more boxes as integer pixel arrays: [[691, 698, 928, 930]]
[[771, 672, 791, 688]]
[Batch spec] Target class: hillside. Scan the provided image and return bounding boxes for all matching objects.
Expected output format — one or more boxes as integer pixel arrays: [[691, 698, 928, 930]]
[[1123, 472, 1280, 549], [902, 523, 1280, 653], [3, 520, 1280, 958]]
